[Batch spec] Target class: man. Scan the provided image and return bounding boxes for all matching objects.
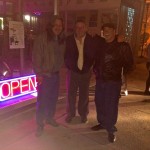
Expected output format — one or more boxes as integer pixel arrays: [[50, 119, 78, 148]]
[[64, 19, 95, 123], [91, 23, 134, 143], [32, 15, 65, 136], [144, 43, 150, 95]]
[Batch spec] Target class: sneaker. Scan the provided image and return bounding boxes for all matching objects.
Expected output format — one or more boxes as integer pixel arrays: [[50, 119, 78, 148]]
[[65, 116, 74, 123], [35, 126, 43, 137], [81, 117, 88, 123], [124, 90, 128, 96], [46, 119, 59, 127], [108, 133, 116, 143], [91, 124, 105, 131]]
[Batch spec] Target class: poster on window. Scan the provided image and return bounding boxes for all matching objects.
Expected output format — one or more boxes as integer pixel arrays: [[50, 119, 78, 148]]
[[89, 10, 98, 27], [101, 12, 118, 25], [9, 21, 24, 49]]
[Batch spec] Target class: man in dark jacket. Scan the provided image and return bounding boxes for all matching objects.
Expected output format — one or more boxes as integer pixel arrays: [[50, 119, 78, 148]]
[[64, 19, 96, 123], [91, 23, 134, 143]]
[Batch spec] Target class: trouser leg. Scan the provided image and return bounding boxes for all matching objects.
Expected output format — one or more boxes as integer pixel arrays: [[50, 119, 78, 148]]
[[66, 70, 78, 117], [36, 78, 49, 127], [45, 74, 60, 120], [95, 80, 106, 125], [36, 75, 60, 126], [78, 71, 91, 117], [104, 81, 121, 133], [95, 80, 121, 132]]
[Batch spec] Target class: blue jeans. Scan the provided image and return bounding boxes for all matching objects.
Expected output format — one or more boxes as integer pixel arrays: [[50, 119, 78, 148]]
[[95, 79, 121, 133], [36, 74, 59, 127]]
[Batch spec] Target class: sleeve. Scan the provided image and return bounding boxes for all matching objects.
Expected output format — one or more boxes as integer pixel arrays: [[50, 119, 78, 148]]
[[64, 37, 69, 69], [64, 36, 73, 70], [92, 36, 104, 75], [32, 35, 44, 77], [121, 42, 134, 74]]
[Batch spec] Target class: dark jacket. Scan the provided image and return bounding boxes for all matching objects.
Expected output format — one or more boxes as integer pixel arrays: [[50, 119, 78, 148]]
[[65, 33, 96, 74], [94, 39, 134, 81]]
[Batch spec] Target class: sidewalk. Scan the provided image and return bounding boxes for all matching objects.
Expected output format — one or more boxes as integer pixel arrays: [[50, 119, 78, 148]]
[[0, 59, 149, 150]]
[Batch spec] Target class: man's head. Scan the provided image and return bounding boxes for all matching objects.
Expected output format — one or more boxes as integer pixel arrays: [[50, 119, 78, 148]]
[[47, 15, 64, 36], [74, 19, 87, 39], [101, 23, 116, 43]]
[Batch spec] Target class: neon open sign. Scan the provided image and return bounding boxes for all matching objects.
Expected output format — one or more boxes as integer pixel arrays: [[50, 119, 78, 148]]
[[0, 75, 37, 101]]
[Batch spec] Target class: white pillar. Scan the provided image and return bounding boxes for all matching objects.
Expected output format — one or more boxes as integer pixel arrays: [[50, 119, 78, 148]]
[[65, 2, 68, 34], [18, 0, 24, 75], [54, 0, 58, 15]]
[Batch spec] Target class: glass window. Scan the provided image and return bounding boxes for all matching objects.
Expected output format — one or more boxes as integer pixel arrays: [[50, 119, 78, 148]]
[[88, 0, 95, 3], [58, 0, 63, 6], [0, 1, 4, 14], [99, 0, 107, 2], [76, 0, 83, 4], [6, 2, 13, 15]]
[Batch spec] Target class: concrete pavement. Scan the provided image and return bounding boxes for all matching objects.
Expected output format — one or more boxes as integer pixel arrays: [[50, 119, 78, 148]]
[[0, 58, 150, 150]]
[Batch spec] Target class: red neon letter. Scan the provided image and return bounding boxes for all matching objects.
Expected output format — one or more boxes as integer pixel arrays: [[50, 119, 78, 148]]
[[10, 80, 19, 96], [20, 78, 29, 93], [0, 83, 11, 99], [29, 76, 37, 91]]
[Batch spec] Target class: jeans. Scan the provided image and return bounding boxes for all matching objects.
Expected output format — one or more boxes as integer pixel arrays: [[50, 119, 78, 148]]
[[36, 74, 59, 127], [95, 79, 121, 133]]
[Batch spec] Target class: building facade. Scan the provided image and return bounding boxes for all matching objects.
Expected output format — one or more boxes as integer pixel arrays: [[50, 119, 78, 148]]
[[0, 0, 147, 77]]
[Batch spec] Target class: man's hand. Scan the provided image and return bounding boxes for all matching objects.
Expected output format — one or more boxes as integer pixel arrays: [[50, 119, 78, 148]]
[[117, 35, 124, 42], [36, 76, 43, 85]]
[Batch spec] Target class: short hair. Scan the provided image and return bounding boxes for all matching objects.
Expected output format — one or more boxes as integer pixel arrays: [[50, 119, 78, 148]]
[[75, 19, 86, 25], [101, 23, 116, 30]]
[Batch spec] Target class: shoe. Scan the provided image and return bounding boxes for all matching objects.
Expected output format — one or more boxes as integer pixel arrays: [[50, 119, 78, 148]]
[[144, 90, 150, 95], [65, 116, 74, 123], [112, 126, 118, 132], [91, 124, 105, 131], [108, 133, 116, 143], [46, 119, 59, 127], [124, 90, 128, 96], [35, 126, 43, 137], [119, 94, 121, 98], [81, 117, 88, 123]]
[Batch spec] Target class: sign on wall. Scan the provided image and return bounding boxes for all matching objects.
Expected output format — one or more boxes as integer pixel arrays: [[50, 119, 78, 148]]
[[9, 21, 25, 49]]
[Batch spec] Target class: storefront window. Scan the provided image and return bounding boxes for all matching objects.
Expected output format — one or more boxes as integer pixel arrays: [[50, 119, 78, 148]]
[[0, 1, 4, 14]]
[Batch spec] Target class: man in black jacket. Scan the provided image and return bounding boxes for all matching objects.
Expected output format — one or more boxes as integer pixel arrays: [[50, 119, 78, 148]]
[[91, 23, 134, 143], [64, 19, 96, 123]]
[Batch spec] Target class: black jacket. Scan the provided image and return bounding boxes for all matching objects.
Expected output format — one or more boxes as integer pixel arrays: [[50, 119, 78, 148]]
[[94, 39, 134, 81], [65, 33, 96, 73]]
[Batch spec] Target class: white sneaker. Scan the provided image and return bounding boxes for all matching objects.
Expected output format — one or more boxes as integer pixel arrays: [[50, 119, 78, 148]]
[[124, 90, 128, 96]]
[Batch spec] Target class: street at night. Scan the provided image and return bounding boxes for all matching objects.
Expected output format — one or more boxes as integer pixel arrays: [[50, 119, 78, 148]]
[[0, 0, 150, 150], [0, 58, 149, 150]]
